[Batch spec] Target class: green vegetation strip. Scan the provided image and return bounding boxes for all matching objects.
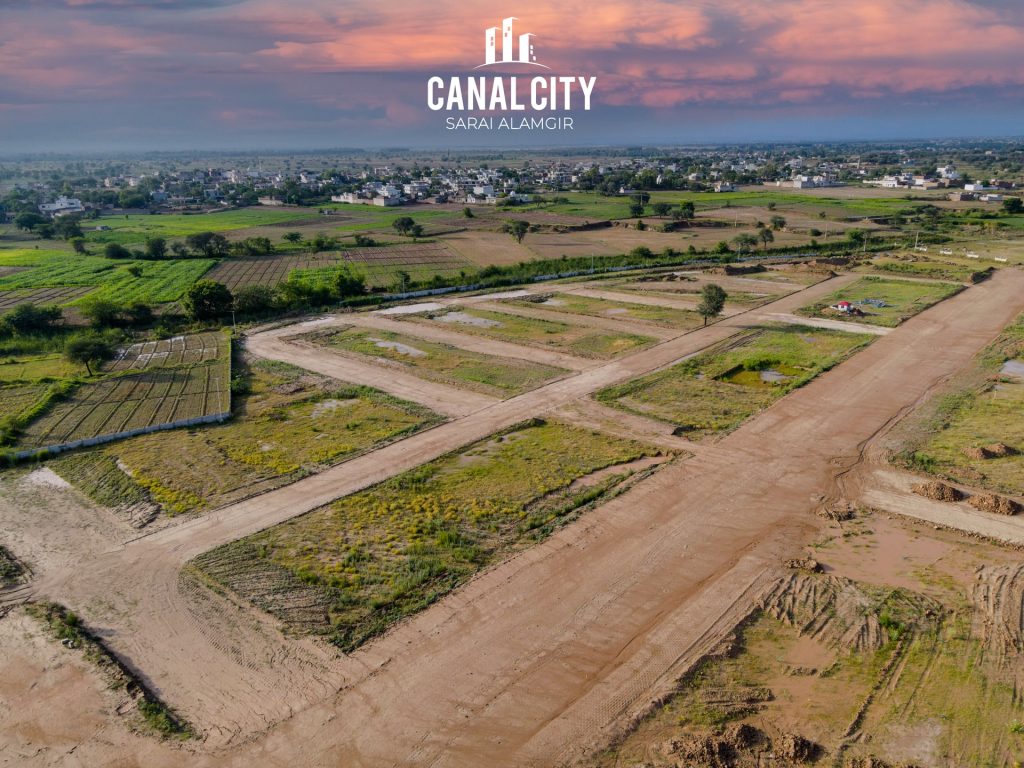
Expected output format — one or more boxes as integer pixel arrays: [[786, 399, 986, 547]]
[[25, 602, 192, 739], [193, 419, 664, 651], [597, 325, 873, 439]]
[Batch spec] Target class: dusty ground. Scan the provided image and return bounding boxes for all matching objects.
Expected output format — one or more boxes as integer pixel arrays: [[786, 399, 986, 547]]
[[1, 267, 1022, 766]]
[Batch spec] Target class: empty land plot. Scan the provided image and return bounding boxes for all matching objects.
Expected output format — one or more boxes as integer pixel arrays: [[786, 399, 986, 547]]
[[107, 331, 230, 372], [400, 307, 656, 359], [503, 292, 706, 328], [797, 275, 963, 328], [203, 253, 342, 291], [854, 255, 988, 283], [605, 279, 785, 307], [300, 326, 568, 398], [597, 325, 873, 439], [893, 314, 1024, 495], [82, 209, 318, 247], [0, 286, 93, 310], [192, 419, 665, 651], [98, 359, 439, 514], [16, 361, 230, 451]]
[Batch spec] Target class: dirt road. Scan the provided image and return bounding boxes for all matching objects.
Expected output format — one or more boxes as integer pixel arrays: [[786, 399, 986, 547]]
[[5, 269, 1022, 767]]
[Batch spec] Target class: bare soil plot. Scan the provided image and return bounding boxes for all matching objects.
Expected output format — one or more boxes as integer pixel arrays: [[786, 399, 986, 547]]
[[193, 419, 667, 651], [797, 276, 963, 328], [299, 325, 568, 398], [500, 291, 705, 329], [203, 252, 343, 291], [597, 325, 873, 439], [0, 286, 92, 310], [852, 253, 991, 283], [399, 306, 657, 359]]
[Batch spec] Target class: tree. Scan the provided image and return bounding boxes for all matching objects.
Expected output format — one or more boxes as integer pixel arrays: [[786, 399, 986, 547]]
[[125, 302, 153, 327], [463, 207, 474, 218], [144, 236, 167, 260], [629, 202, 645, 217], [185, 231, 230, 258], [697, 284, 728, 326], [183, 280, 233, 320], [769, 215, 786, 231], [233, 284, 277, 315], [409, 223, 424, 240], [1, 303, 62, 335], [713, 240, 731, 254], [846, 228, 866, 245], [79, 298, 122, 329], [70, 237, 87, 254], [104, 242, 133, 259], [732, 232, 758, 253], [64, 332, 114, 376], [1003, 197, 1024, 214], [282, 231, 303, 244], [672, 201, 696, 223], [353, 234, 376, 247], [392, 216, 416, 236], [651, 202, 672, 217], [766, 201, 777, 211], [312, 232, 338, 251], [14, 212, 45, 231], [54, 216, 83, 240], [334, 266, 366, 299], [503, 220, 529, 243], [759, 228, 775, 249], [170, 242, 190, 258]]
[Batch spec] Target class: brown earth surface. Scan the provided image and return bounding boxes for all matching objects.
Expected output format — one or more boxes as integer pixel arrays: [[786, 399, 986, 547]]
[[1, 269, 1022, 766]]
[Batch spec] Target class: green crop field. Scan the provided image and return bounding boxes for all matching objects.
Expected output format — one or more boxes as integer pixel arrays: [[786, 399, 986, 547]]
[[192, 418, 663, 650], [797, 276, 963, 327], [402, 307, 656, 359], [0, 250, 215, 306], [597, 325, 873, 438], [302, 326, 568, 397], [503, 292, 705, 329], [91, 359, 439, 514], [82, 209, 320, 246], [0, 354, 77, 383]]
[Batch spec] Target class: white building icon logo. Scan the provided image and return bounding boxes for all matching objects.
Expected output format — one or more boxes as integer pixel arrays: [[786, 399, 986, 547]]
[[477, 17, 549, 69]]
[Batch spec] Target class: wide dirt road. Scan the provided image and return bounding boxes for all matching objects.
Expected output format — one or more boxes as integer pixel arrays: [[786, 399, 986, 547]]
[[10, 269, 1023, 767]]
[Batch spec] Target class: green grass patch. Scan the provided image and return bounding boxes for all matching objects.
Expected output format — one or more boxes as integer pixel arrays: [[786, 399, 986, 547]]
[[0, 545, 23, 586], [0, 353, 77, 383], [302, 326, 567, 397], [797, 275, 963, 327], [82, 209, 319, 246], [194, 419, 662, 651], [404, 306, 656, 359], [505, 292, 705, 329], [597, 325, 873, 438]]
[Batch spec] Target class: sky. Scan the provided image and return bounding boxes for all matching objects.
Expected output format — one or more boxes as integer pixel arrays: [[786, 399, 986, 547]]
[[1, 0, 1024, 152]]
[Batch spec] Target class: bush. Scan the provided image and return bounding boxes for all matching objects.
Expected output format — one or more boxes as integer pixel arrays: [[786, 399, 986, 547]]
[[183, 280, 233, 320]]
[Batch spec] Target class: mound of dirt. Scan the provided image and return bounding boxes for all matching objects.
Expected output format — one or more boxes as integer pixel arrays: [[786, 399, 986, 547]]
[[760, 574, 888, 653], [911, 481, 963, 502], [785, 557, 823, 573], [818, 500, 856, 521], [778, 732, 819, 762], [973, 564, 1024, 655], [968, 493, 1021, 516], [845, 758, 922, 768], [665, 726, 817, 767], [962, 443, 1018, 460]]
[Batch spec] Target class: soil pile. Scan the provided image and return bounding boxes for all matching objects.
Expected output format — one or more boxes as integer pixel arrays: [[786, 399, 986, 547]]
[[911, 481, 962, 502], [968, 493, 1021, 516]]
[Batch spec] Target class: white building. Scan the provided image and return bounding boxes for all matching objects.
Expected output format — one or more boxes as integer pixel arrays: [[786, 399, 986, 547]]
[[38, 196, 84, 216]]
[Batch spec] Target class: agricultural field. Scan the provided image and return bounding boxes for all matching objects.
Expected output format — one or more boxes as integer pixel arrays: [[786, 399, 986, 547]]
[[292, 242, 474, 290], [797, 276, 963, 328], [0, 250, 215, 306], [597, 325, 873, 439], [192, 419, 666, 650], [0, 382, 53, 422], [107, 331, 230, 372], [81, 209, 320, 247], [301, 326, 568, 397], [78, 359, 439, 514], [501, 292, 706, 329], [604, 276, 785, 307], [400, 306, 656, 359], [0, 286, 93, 311], [0, 354, 77, 383], [203, 253, 343, 291], [15, 359, 230, 452], [893, 314, 1024, 496]]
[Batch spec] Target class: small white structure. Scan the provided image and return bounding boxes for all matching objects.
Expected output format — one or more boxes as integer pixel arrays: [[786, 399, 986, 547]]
[[38, 196, 84, 216]]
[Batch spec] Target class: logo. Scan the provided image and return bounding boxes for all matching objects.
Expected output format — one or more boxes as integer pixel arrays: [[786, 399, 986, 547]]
[[426, 15, 596, 133], [477, 17, 548, 69]]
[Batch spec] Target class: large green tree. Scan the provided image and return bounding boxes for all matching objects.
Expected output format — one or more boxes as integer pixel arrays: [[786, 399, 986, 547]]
[[183, 280, 234, 320], [696, 284, 728, 327]]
